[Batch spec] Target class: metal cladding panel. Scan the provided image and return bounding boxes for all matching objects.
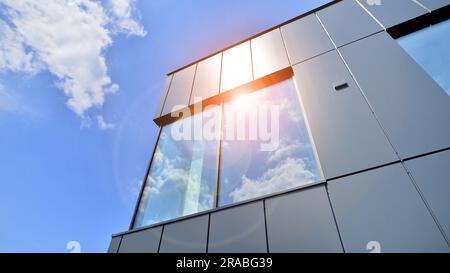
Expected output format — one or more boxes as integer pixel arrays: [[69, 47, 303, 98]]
[[406, 150, 450, 240], [159, 215, 209, 253], [281, 14, 335, 65], [339, 31, 450, 159], [265, 186, 343, 253], [251, 29, 290, 79], [317, 0, 382, 47], [357, 0, 428, 28], [107, 236, 121, 253], [417, 0, 450, 10], [162, 64, 196, 116], [190, 53, 222, 104], [118, 227, 162, 253], [208, 202, 267, 253], [220, 41, 253, 92], [292, 50, 397, 179], [328, 164, 449, 253], [154, 74, 173, 119]]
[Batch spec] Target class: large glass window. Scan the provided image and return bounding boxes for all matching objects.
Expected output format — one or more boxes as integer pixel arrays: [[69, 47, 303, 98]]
[[218, 79, 321, 206], [134, 78, 322, 227], [134, 107, 220, 228], [398, 19, 450, 96]]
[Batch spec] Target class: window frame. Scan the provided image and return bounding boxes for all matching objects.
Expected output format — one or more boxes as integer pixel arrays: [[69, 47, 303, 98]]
[[130, 68, 325, 230]]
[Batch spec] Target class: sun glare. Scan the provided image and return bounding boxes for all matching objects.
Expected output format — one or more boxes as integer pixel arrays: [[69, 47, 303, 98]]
[[231, 92, 254, 109], [220, 41, 253, 92]]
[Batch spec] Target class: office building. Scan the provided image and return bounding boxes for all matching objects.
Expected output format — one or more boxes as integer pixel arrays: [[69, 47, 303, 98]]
[[108, 0, 450, 253]]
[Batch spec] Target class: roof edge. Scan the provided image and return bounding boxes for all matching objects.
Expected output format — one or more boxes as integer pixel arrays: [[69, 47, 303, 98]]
[[166, 0, 341, 76]]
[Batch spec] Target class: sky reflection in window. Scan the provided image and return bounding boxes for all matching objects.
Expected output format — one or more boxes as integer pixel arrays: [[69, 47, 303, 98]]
[[134, 107, 220, 228], [398, 19, 450, 96], [218, 78, 321, 206]]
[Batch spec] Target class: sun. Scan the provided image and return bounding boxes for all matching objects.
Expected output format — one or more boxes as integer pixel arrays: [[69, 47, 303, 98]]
[[231, 92, 254, 109]]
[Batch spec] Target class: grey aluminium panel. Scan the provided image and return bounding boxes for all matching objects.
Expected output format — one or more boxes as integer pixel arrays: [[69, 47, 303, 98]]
[[317, 0, 382, 47], [417, 0, 450, 10], [107, 236, 121, 253], [159, 215, 209, 253], [292, 50, 397, 179], [281, 14, 335, 65], [208, 201, 267, 253], [118, 227, 162, 253], [328, 163, 449, 253], [154, 74, 173, 119], [265, 186, 343, 253], [340, 32, 450, 159], [406, 150, 450, 241], [162, 64, 196, 116], [356, 0, 428, 28], [250, 29, 290, 79], [190, 53, 221, 104]]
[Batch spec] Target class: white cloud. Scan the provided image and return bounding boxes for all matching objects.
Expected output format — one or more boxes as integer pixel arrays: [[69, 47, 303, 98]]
[[137, 148, 213, 221], [266, 138, 310, 163], [108, 0, 146, 37], [230, 157, 318, 202], [0, 20, 41, 73], [96, 115, 115, 130], [0, 0, 146, 118], [278, 97, 304, 123], [137, 149, 191, 203]]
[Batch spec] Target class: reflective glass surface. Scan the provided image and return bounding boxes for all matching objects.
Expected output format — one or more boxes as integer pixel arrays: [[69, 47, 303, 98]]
[[134, 107, 220, 228], [218, 79, 321, 206], [398, 19, 450, 96]]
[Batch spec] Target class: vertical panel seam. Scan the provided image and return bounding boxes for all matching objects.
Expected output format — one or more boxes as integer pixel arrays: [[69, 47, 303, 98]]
[[187, 64, 198, 107], [218, 52, 224, 93], [291, 74, 327, 181], [281, 14, 327, 180], [331, 31, 450, 246], [316, 13, 402, 160], [401, 162, 450, 247], [157, 225, 165, 253], [354, 0, 386, 29], [325, 183, 346, 253], [278, 27, 293, 66], [337, 47, 402, 160], [318, 11, 450, 249], [206, 213, 211, 253], [115, 236, 123, 253], [317, 13, 405, 176], [159, 74, 174, 118], [249, 40, 255, 80], [412, 0, 432, 13], [213, 103, 223, 208], [262, 200, 270, 253]]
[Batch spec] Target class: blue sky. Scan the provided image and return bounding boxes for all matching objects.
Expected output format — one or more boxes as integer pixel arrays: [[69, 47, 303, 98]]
[[0, 0, 330, 253], [398, 18, 450, 96]]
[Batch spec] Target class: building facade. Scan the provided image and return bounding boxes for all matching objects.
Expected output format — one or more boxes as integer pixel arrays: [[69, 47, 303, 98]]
[[108, 0, 450, 253]]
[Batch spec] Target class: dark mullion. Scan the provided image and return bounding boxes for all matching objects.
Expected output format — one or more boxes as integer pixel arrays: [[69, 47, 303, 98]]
[[213, 103, 224, 208]]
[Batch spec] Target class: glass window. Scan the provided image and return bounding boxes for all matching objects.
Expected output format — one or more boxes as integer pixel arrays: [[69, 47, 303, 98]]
[[134, 78, 322, 226], [134, 107, 220, 228], [218, 78, 321, 206], [398, 19, 450, 96]]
